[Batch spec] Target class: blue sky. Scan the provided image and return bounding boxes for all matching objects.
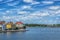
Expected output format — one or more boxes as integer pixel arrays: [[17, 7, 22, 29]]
[[0, 0, 60, 24]]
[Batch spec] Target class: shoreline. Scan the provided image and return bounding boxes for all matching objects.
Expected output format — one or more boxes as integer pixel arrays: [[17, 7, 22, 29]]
[[0, 29, 27, 32], [25, 24, 60, 27]]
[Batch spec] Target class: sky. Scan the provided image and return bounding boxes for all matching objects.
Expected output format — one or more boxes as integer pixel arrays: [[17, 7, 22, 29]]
[[0, 0, 60, 24]]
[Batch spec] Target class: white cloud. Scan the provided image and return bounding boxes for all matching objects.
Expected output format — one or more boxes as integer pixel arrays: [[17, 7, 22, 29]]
[[31, 13, 49, 16], [49, 6, 60, 10], [22, 5, 32, 9], [42, 1, 54, 4], [3, 8, 30, 15], [2, 16, 24, 21], [31, 1, 40, 5], [7, 1, 19, 6], [2, 16, 11, 20], [23, 0, 33, 3], [17, 11, 29, 14], [0, 0, 14, 4], [6, 10, 10, 13], [23, 0, 40, 5], [17, 11, 26, 14], [45, 6, 60, 16], [48, 9, 60, 15], [20, 11, 50, 20], [5, 10, 16, 14], [30, 11, 49, 17], [55, 10, 60, 14], [41, 13, 49, 16], [52, 0, 60, 1]]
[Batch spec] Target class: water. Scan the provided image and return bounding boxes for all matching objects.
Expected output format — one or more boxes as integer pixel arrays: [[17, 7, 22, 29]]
[[1, 27, 60, 40]]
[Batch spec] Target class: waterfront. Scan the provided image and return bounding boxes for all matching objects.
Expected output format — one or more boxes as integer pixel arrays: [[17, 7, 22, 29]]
[[1, 27, 60, 40]]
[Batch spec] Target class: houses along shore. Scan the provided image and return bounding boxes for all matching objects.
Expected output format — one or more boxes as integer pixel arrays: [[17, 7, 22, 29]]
[[0, 21, 26, 32]]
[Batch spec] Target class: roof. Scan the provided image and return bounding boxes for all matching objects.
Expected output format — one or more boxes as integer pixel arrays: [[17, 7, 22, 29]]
[[0, 21, 5, 24], [0, 22, 2, 24], [16, 22, 23, 24]]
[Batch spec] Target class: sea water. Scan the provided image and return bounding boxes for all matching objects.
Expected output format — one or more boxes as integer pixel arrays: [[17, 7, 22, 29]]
[[1, 27, 60, 40]]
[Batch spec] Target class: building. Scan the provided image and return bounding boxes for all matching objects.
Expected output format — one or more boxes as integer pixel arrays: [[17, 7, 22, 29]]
[[0, 21, 26, 31], [0, 21, 6, 30], [6, 22, 13, 30], [0, 24, 2, 30], [16, 22, 25, 29]]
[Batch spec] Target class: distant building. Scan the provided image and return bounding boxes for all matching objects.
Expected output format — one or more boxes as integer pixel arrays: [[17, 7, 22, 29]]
[[6, 22, 13, 30], [0, 21, 5, 30], [0, 24, 2, 30], [0, 21, 26, 31], [16, 22, 25, 29]]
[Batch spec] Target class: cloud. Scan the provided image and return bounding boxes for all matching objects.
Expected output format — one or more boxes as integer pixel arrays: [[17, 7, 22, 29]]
[[45, 6, 60, 16], [42, 1, 54, 4], [0, 0, 19, 7], [4, 8, 31, 15], [0, 0, 14, 4], [2, 6, 60, 20], [49, 6, 60, 10], [31, 1, 40, 5], [17, 11, 30, 14], [5, 9, 16, 14], [7, 1, 20, 6], [23, 0, 33, 3], [1, 8, 60, 24], [21, 5, 32, 9], [23, 0, 40, 5], [30, 11, 49, 17], [21, 11, 50, 20], [2, 16, 23, 20], [0, 0, 60, 24], [51, 0, 60, 1], [55, 10, 60, 14], [49, 9, 60, 16], [1, 9, 50, 21], [2, 8, 31, 16], [2, 16, 11, 20]]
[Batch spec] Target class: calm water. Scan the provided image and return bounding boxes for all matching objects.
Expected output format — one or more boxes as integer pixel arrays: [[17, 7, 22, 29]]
[[1, 27, 60, 40]]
